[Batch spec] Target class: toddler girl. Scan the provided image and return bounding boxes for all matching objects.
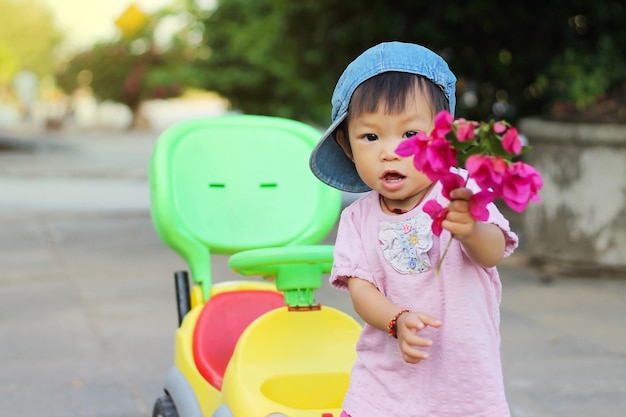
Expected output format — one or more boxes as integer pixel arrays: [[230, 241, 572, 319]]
[[310, 41, 518, 417]]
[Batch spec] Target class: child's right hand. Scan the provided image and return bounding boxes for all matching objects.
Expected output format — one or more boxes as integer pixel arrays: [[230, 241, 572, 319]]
[[396, 311, 442, 364]]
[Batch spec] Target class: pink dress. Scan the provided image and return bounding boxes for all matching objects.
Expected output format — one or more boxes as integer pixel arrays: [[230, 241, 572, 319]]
[[331, 181, 518, 417]]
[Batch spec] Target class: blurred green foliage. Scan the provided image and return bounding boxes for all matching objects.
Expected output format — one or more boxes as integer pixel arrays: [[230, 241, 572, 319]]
[[55, 3, 207, 124], [195, 0, 626, 125], [14, 0, 622, 127], [536, 34, 624, 112], [57, 40, 185, 115], [0, 0, 62, 85]]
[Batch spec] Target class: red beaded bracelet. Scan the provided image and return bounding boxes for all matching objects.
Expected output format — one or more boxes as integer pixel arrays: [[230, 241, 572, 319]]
[[387, 309, 410, 338]]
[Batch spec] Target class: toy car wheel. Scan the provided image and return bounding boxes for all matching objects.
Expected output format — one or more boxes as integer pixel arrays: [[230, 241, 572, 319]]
[[152, 394, 179, 417]]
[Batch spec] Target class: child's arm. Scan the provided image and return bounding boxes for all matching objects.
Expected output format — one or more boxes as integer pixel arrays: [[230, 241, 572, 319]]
[[347, 277, 442, 364], [443, 188, 506, 268]]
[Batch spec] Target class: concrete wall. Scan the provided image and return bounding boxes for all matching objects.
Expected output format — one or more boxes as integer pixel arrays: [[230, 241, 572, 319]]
[[519, 118, 626, 275]]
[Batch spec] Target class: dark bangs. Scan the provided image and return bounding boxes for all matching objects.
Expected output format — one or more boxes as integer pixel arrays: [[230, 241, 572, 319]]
[[348, 72, 449, 119]]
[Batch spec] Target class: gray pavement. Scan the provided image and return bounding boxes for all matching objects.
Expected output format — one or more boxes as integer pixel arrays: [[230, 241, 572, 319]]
[[0, 123, 625, 417]]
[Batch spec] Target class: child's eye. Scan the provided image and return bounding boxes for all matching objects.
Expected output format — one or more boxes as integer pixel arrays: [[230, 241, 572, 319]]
[[364, 133, 378, 142], [403, 131, 419, 139]]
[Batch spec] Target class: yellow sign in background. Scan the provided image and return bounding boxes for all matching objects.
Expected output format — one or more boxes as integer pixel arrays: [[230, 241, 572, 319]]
[[115, 3, 149, 37]]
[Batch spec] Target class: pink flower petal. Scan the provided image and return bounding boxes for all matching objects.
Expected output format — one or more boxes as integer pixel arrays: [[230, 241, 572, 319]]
[[465, 155, 507, 192], [502, 127, 522, 154], [423, 199, 448, 236], [395, 137, 417, 157], [494, 122, 507, 134], [439, 172, 465, 200], [469, 190, 495, 221], [432, 110, 453, 139], [501, 161, 544, 212], [454, 118, 478, 142]]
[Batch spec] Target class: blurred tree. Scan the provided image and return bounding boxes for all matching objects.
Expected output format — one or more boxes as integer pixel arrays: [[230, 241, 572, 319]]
[[0, 0, 62, 86], [196, 0, 626, 125], [532, 2, 626, 122], [55, 2, 206, 128]]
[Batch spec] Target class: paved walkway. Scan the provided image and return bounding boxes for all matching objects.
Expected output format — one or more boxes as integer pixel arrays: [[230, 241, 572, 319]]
[[0, 123, 624, 417]]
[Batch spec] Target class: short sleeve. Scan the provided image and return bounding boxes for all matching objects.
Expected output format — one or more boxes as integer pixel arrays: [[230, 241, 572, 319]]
[[330, 205, 378, 291], [486, 202, 519, 257]]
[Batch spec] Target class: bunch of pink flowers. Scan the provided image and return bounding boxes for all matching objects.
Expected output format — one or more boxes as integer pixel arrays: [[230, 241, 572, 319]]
[[396, 110, 543, 237]]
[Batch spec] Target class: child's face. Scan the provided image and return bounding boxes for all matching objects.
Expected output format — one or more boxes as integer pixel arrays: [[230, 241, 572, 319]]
[[344, 86, 434, 209]]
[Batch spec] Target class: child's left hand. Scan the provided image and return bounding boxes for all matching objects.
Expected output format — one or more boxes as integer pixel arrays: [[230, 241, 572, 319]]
[[441, 187, 476, 241]]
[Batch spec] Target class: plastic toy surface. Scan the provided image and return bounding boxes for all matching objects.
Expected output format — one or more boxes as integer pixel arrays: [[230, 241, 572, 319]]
[[149, 115, 361, 417]]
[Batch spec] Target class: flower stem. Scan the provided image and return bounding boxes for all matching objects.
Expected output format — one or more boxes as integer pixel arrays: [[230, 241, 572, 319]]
[[435, 237, 453, 275], [435, 175, 468, 275]]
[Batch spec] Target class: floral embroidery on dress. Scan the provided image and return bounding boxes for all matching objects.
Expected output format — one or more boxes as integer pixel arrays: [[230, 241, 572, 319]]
[[379, 212, 433, 274]]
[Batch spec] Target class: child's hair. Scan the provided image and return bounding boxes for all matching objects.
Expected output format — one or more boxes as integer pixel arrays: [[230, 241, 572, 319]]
[[338, 72, 450, 150]]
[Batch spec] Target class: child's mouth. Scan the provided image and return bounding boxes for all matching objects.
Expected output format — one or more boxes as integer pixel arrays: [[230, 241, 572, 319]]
[[382, 172, 405, 182]]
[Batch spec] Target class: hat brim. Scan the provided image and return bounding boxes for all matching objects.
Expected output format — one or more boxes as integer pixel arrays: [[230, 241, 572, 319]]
[[309, 111, 372, 193]]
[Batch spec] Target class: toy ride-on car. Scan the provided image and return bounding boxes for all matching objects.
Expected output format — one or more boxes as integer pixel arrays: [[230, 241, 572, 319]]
[[148, 115, 362, 417]]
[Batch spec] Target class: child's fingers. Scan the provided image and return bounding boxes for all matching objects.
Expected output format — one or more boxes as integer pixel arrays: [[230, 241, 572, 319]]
[[398, 313, 441, 364], [401, 344, 431, 364], [447, 199, 469, 214], [449, 187, 473, 200], [398, 312, 441, 364], [403, 333, 433, 349], [416, 312, 442, 328], [400, 333, 435, 363]]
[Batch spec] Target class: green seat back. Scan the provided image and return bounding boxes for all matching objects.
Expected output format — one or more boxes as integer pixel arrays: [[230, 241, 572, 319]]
[[149, 115, 341, 297]]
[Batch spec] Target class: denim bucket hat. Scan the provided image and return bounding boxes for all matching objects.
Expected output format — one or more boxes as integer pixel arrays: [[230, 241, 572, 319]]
[[309, 41, 457, 193]]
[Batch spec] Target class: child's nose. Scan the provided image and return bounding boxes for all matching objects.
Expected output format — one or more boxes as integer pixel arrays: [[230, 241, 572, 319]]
[[380, 139, 401, 160]]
